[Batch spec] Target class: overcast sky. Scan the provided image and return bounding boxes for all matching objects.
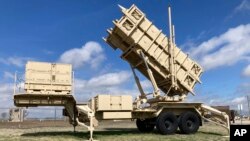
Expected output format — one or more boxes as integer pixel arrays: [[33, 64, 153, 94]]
[[0, 0, 250, 116]]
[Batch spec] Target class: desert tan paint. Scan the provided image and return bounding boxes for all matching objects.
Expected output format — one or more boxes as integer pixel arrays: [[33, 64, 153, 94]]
[[92, 95, 133, 111], [24, 61, 72, 95], [103, 112, 132, 119], [12, 5, 230, 140], [105, 5, 203, 97]]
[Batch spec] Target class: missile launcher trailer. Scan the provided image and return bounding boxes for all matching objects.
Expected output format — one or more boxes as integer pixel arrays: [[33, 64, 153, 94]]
[[13, 4, 230, 141], [103, 4, 229, 136]]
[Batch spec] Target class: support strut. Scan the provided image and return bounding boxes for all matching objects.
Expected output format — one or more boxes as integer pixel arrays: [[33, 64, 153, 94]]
[[139, 50, 160, 97]]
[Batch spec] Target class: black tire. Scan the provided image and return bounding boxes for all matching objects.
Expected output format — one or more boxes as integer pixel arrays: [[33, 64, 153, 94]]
[[179, 111, 200, 134], [136, 119, 155, 132], [156, 112, 178, 135]]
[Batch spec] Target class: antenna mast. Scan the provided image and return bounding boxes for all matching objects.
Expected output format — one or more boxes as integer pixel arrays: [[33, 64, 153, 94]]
[[168, 5, 176, 89]]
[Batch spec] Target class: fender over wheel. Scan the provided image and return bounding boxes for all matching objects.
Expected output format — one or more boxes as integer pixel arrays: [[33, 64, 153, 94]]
[[179, 111, 200, 134], [156, 112, 178, 135]]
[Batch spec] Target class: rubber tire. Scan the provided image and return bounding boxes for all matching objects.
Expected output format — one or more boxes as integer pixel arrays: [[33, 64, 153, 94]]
[[136, 119, 155, 132], [156, 112, 178, 135], [179, 111, 200, 134]]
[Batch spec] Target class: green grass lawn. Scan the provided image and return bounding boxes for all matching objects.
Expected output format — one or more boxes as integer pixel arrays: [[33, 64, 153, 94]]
[[0, 122, 229, 141]]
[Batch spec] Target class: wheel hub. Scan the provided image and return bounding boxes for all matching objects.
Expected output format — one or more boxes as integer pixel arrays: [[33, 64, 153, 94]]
[[164, 120, 172, 129], [186, 120, 194, 128]]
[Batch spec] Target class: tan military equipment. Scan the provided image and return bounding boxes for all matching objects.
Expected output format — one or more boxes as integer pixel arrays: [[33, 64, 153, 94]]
[[13, 4, 230, 141], [91, 95, 133, 111], [24, 61, 72, 95], [105, 5, 202, 98]]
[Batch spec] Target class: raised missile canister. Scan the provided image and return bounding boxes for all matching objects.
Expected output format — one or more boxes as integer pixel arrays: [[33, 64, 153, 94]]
[[104, 5, 203, 97]]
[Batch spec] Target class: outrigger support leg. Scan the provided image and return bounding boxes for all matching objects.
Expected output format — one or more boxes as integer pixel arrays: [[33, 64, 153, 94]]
[[76, 105, 98, 141]]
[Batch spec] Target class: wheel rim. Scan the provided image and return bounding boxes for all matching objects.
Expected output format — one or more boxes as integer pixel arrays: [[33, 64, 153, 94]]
[[145, 123, 150, 128], [186, 120, 194, 128], [164, 119, 172, 129]]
